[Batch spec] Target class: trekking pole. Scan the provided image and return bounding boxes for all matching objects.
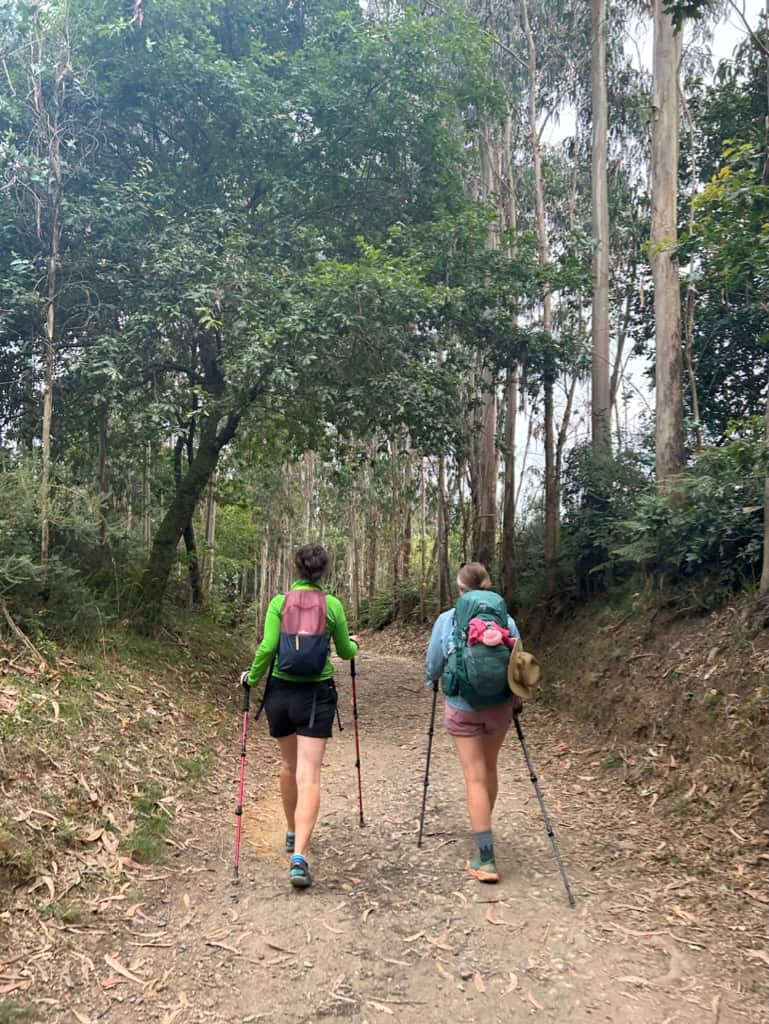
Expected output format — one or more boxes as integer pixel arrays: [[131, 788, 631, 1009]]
[[417, 680, 439, 848], [350, 658, 364, 827], [513, 713, 575, 907], [232, 679, 251, 883]]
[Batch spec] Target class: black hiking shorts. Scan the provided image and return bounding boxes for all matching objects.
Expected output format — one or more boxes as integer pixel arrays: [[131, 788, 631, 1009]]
[[263, 677, 337, 739]]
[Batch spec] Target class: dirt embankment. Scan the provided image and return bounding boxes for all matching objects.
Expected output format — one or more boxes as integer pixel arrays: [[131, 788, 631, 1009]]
[[536, 595, 768, 827]]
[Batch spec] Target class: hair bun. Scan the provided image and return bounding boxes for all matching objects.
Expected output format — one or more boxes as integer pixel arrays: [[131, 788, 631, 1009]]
[[294, 543, 329, 582]]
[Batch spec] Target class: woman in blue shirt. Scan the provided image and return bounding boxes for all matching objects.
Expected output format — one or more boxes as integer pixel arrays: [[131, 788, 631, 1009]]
[[425, 562, 521, 883]]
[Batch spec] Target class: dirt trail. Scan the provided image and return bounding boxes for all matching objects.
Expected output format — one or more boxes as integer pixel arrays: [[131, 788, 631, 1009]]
[[23, 652, 767, 1024]]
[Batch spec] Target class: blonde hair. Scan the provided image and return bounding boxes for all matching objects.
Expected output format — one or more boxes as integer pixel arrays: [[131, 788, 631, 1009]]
[[457, 562, 492, 592]]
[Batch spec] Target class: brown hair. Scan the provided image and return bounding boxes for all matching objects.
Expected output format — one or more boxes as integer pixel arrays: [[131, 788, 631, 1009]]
[[294, 543, 329, 583], [457, 562, 492, 592]]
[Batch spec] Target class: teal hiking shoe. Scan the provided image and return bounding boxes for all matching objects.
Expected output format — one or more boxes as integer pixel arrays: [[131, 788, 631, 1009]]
[[285, 831, 295, 853], [466, 857, 499, 883], [289, 854, 312, 889]]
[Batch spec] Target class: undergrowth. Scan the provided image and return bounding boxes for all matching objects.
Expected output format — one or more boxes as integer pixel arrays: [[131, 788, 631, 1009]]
[[0, 613, 244, 906]]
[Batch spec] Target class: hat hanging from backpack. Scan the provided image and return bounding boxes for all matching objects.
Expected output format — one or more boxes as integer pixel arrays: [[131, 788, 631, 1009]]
[[507, 648, 541, 700]]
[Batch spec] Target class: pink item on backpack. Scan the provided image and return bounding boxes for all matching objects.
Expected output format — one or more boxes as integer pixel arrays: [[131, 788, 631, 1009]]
[[467, 617, 519, 650]]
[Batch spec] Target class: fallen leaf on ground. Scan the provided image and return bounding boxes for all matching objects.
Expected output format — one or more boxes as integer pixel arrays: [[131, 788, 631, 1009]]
[[120, 857, 154, 871], [265, 941, 297, 954], [0, 981, 29, 995], [473, 972, 486, 993], [27, 875, 55, 900], [366, 1001, 394, 1015], [79, 829, 104, 843], [69, 1009, 95, 1024], [527, 991, 544, 1010], [435, 962, 453, 981], [104, 954, 145, 984], [615, 975, 650, 987], [322, 922, 344, 934], [746, 949, 769, 968], [205, 940, 240, 954], [100, 977, 128, 989], [484, 906, 511, 926], [505, 972, 518, 993], [402, 931, 424, 942], [159, 993, 189, 1024]]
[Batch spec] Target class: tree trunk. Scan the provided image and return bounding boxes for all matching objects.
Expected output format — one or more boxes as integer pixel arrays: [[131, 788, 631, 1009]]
[[437, 455, 451, 609], [651, 0, 684, 484], [469, 121, 500, 572], [366, 504, 378, 605], [142, 444, 152, 549], [350, 503, 360, 626], [419, 456, 426, 621], [98, 405, 109, 546], [681, 96, 702, 454], [136, 409, 239, 633], [204, 476, 216, 596], [501, 364, 518, 605], [258, 536, 270, 632], [470, 361, 498, 570], [591, 0, 611, 458], [521, 0, 557, 586], [32, 15, 67, 572], [301, 450, 315, 540], [760, 390, 769, 596], [173, 435, 203, 608]]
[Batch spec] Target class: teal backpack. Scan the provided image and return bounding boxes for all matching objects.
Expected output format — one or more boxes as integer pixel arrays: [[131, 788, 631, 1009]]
[[442, 590, 512, 708]]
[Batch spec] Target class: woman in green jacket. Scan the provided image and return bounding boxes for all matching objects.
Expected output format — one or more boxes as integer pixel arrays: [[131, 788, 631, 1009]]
[[244, 543, 358, 889]]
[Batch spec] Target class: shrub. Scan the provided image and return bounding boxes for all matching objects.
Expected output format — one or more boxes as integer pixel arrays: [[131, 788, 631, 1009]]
[[614, 423, 765, 606]]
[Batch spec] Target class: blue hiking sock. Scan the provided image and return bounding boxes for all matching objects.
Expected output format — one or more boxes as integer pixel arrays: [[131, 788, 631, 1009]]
[[474, 830, 494, 863]]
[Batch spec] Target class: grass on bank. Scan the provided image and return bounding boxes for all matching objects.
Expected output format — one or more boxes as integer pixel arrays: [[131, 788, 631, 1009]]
[[0, 612, 247, 900]]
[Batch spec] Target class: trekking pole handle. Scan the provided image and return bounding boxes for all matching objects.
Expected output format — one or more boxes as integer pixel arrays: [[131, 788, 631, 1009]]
[[241, 679, 251, 713], [350, 657, 356, 676]]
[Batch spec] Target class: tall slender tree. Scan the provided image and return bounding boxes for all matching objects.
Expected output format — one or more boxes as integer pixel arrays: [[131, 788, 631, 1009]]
[[591, 0, 611, 457], [651, 0, 684, 483]]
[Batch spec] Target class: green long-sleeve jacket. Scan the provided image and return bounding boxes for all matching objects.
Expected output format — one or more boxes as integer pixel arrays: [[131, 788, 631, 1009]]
[[247, 579, 358, 687]]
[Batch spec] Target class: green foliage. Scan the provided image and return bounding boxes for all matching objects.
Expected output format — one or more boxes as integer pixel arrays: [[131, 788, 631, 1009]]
[[122, 784, 173, 864], [0, 1001, 35, 1024], [560, 445, 654, 596], [359, 575, 437, 629], [662, 0, 715, 30], [681, 33, 769, 437], [614, 423, 766, 606]]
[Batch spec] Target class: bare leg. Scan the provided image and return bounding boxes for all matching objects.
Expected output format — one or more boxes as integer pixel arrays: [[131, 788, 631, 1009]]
[[276, 735, 298, 832], [482, 733, 506, 813], [452, 733, 507, 830], [452, 734, 492, 832], [293, 735, 328, 857]]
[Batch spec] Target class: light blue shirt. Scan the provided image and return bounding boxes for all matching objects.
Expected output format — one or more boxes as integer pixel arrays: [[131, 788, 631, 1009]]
[[426, 605, 521, 711]]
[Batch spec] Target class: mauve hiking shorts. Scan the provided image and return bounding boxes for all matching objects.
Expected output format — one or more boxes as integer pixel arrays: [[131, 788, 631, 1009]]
[[263, 677, 337, 739], [444, 698, 514, 738]]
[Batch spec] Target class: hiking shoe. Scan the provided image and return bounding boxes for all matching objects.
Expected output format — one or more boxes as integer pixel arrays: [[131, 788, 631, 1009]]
[[289, 855, 312, 889], [466, 857, 499, 883], [285, 831, 295, 853]]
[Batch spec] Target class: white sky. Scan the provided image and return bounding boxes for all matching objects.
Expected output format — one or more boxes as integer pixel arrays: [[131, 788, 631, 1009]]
[[515, 1, 766, 513]]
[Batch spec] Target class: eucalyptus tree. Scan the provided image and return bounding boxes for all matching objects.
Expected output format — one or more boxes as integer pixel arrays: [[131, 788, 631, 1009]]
[[650, 0, 685, 483], [0, 0, 101, 568], [591, 0, 611, 456]]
